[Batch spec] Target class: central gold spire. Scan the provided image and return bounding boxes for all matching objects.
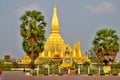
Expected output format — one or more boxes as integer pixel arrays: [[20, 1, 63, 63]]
[[51, 4, 59, 33]]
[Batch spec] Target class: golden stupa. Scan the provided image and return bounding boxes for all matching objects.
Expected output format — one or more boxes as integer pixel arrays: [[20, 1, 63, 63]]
[[20, 4, 89, 66]]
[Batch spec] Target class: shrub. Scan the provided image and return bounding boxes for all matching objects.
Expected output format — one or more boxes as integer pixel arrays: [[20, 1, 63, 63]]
[[0, 64, 11, 71]]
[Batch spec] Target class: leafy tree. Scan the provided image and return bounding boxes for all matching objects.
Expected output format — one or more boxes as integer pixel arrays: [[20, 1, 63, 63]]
[[87, 48, 98, 63], [19, 10, 46, 69], [12, 61, 18, 68], [83, 61, 90, 68], [93, 28, 120, 65]]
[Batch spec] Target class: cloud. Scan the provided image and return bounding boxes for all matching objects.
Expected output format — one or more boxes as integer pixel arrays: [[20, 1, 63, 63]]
[[86, 1, 116, 14], [17, 4, 40, 15]]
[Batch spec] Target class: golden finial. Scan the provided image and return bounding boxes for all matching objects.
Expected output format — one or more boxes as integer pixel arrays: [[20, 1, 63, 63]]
[[51, 2, 59, 32]]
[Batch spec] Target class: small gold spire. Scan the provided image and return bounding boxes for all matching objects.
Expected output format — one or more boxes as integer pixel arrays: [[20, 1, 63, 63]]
[[51, 3, 59, 33]]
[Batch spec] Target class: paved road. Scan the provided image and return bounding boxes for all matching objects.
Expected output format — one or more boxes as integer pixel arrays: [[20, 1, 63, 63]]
[[1, 71, 120, 80]]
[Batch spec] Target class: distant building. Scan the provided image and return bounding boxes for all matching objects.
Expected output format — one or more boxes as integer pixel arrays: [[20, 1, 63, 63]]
[[4, 54, 11, 62]]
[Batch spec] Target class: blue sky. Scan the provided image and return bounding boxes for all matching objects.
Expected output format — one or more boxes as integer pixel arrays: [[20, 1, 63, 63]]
[[0, 0, 120, 59]]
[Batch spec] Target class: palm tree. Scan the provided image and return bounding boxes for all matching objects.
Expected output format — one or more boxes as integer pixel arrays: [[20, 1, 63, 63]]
[[19, 10, 46, 69], [93, 28, 120, 65]]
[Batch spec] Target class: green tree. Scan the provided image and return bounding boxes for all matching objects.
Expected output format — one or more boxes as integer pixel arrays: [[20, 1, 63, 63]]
[[83, 61, 91, 74], [19, 10, 46, 69], [93, 28, 120, 65], [12, 61, 18, 68], [83, 61, 90, 68], [87, 48, 98, 63]]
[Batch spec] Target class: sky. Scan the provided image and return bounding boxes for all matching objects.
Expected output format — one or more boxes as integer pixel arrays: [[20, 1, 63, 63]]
[[0, 0, 120, 59]]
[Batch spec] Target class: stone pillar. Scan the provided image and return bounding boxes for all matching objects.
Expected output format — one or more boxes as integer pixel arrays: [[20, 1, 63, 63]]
[[99, 66, 100, 75], [68, 68, 70, 74], [37, 65, 39, 76], [59, 68, 61, 73], [78, 67, 80, 75], [88, 67, 90, 74], [48, 67, 50, 75]]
